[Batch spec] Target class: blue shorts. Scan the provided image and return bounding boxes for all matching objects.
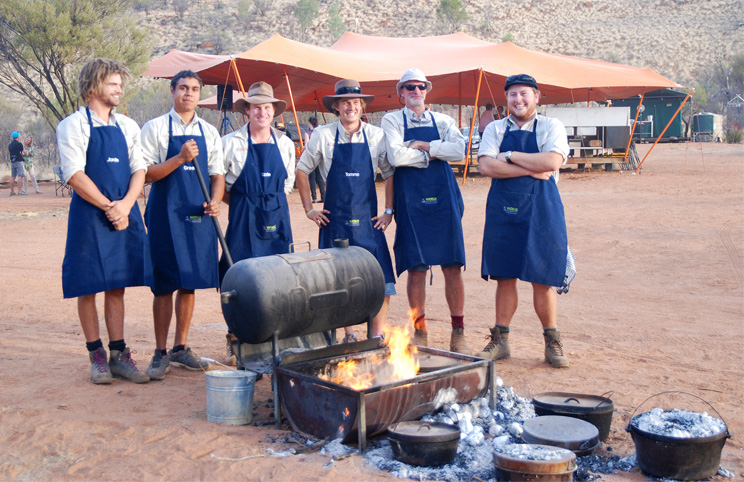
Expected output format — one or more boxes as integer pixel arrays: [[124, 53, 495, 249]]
[[384, 282, 396, 296], [11, 162, 25, 178], [409, 262, 464, 272]]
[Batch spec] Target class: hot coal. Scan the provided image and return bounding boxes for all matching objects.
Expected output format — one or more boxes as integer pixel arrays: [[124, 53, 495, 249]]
[[631, 408, 726, 438]]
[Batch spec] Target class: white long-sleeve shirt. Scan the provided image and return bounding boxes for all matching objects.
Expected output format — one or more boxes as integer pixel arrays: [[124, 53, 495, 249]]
[[222, 124, 296, 195], [381, 106, 466, 168], [56, 107, 145, 183]]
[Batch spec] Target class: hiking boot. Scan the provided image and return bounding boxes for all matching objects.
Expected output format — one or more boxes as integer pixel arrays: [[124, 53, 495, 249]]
[[89, 347, 114, 384], [449, 328, 471, 355], [341, 333, 358, 344], [224, 333, 238, 366], [146, 351, 170, 380], [109, 348, 150, 383], [169, 346, 209, 370], [9, 192, 16, 196], [412, 329, 428, 347], [544, 330, 570, 368], [475, 326, 511, 360]]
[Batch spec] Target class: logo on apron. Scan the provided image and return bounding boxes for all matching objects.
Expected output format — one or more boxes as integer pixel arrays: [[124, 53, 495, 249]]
[[186, 215, 203, 223], [345, 219, 360, 227], [264, 225, 277, 232], [422, 197, 438, 205], [503, 206, 519, 215]]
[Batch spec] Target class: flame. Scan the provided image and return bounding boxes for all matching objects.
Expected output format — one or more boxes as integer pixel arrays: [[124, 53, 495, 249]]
[[319, 321, 420, 391]]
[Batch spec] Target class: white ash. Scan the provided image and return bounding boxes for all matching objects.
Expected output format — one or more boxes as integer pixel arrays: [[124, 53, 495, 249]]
[[631, 408, 727, 438], [320, 438, 356, 457], [494, 443, 568, 460]]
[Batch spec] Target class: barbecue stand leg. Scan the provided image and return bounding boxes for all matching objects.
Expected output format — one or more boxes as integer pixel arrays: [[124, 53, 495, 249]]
[[489, 360, 496, 410], [366, 315, 373, 340], [358, 392, 367, 453], [273, 332, 281, 429]]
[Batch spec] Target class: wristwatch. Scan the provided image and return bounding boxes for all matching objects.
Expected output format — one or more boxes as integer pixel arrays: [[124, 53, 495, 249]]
[[384, 208, 394, 215], [505, 151, 514, 164]]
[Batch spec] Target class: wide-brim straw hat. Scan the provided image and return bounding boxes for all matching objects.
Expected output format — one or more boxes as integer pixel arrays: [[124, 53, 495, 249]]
[[234, 81, 287, 116], [321, 79, 375, 114], [395, 68, 433, 94]]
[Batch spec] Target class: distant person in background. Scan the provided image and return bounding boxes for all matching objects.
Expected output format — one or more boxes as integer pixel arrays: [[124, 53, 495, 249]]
[[478, 103, 495, 139], [56, 58, 150, 384], [476, 73, 571, 368], [22, 136, 42, 194], [305, 116, 325, 203], [8, 131, 25, 196], [140, 70, 225, 380]]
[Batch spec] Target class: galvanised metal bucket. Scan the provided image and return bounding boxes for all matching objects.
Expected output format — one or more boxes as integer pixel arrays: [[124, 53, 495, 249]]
[[205, 370, 257, 425]]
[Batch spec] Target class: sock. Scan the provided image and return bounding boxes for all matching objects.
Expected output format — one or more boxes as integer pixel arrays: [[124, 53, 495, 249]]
[[413, 314, 426, 332], [543, 327, 557, 334], [108, 339, 126, 352], [172, 344, 185, 353], [451, 315, 464, 330], [86, 339, 103, 352], [496, 325, 510, 334], [158, 349, 168, 356]]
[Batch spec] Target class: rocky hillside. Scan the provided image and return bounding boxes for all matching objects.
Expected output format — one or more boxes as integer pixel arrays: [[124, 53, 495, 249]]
[[136, 0, 743, 88]]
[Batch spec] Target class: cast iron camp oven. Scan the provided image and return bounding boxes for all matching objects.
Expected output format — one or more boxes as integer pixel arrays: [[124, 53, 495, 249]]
[[276, 343, 493, 451], [220, 241, 495, 451]]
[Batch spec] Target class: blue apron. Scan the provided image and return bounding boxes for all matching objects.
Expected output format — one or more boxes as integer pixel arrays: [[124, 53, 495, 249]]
[[319, 126, 395, 284], [144, 116, 219, 296], [392, 111, 466, 276], [481, 119, 567, 287], [220, 127, 292, 281], [62, 108, 149, 298]]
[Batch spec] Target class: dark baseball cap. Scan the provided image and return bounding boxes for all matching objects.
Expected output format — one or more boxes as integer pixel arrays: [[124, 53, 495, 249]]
[[504, 74, 538, 91]]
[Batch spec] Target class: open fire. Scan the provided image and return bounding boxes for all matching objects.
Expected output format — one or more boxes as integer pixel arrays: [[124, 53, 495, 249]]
[[319, 322, 420, 390]]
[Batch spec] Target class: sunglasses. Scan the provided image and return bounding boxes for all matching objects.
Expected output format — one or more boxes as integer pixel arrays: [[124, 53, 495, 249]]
[[403, 83, 427, 92], [336, 86, 362, 95]]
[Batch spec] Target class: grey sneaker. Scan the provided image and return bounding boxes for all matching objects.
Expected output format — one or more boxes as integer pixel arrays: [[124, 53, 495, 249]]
[[341, 333, 358, 344], [475, 326, 511, 360], [544, 331, 570, 368], [18, 191, 27, 195], [169, 346, 209, 370], [109, 347, 150, 383], [146, 351, 170, 380], [89, 347, 114, 384]]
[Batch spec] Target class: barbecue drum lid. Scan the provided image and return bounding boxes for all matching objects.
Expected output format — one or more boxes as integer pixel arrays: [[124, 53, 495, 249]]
[[522, 415, 600, 455], [416, 353, 462, 373], [532, 392, 614, 415], [388, 421, 460, 443]]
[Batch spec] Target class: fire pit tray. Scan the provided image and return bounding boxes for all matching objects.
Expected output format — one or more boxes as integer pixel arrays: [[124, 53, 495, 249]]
[[276, 345, 492, 451]]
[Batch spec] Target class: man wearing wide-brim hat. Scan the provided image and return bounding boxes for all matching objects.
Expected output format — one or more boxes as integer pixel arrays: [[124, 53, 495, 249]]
[[220, 81, 296, 281], [380, 68, 471, 355], [296, 79, 396, 342]]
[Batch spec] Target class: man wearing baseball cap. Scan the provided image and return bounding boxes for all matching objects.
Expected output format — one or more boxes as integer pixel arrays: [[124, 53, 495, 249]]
[[8, 131, 26, 196], [381, 68, 470, 355], [476, 74, 572, 368], [297, 79, 396, 342]]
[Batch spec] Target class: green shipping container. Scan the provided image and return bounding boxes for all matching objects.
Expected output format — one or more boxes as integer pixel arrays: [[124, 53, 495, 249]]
[[612, 89, 686, 140]]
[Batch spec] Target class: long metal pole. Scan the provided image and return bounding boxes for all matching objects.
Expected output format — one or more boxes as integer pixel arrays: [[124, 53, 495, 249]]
[[624, 91, 645, 163], [462, 68, 483, 184], [283, 66, 304, 151], [190, 158, 233, 267], [634, 89, 694, 173]]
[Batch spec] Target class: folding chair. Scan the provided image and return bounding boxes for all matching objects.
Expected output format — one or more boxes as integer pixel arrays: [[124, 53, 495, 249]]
[[53, 166, 73, 197]]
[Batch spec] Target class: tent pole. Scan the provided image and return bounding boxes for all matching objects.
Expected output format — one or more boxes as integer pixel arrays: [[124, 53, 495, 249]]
[[625, 91, 645, 163], [458, 72, 462, 128], [313, 90, 328, 123], [283, 66, 304, 151], [462, 68, 483, 184], [230, 57, 249, 124], [634, 89, 693, 173]]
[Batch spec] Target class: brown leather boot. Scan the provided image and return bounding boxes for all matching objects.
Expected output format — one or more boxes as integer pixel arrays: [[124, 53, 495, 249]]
[[475, 326, 510, 360], [412, 329, 428, 347], [543, 330, 570, 368], [449, 328, 471, 355]]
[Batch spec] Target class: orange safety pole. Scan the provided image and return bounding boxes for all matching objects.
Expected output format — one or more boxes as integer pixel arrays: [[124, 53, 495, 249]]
[[283, 66, 304, 150], [230, 58, 248, 124], [458, 72, 462, 128], [634, 89, 693, 173], [625, 91, 645, 163], [462, 68, 483, 184]]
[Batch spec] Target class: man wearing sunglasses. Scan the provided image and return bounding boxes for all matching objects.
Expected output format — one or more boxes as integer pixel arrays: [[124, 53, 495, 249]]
[[297, 79, 396, 342], [381, 68, 470, 355], [476, 74, 571, 368]]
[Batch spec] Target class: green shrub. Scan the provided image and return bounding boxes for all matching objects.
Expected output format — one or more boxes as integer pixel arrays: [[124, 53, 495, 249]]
[[724, 128, 743, 144]]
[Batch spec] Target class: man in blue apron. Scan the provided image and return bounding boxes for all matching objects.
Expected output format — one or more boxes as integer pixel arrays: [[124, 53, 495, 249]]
[[56, 58, 151, 384], [476, 74, 571, 368], [140, 70, 225, 379], [297, 79, 396, 342], [220, 81, 295, 276], [381, 68, 471, 354]]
